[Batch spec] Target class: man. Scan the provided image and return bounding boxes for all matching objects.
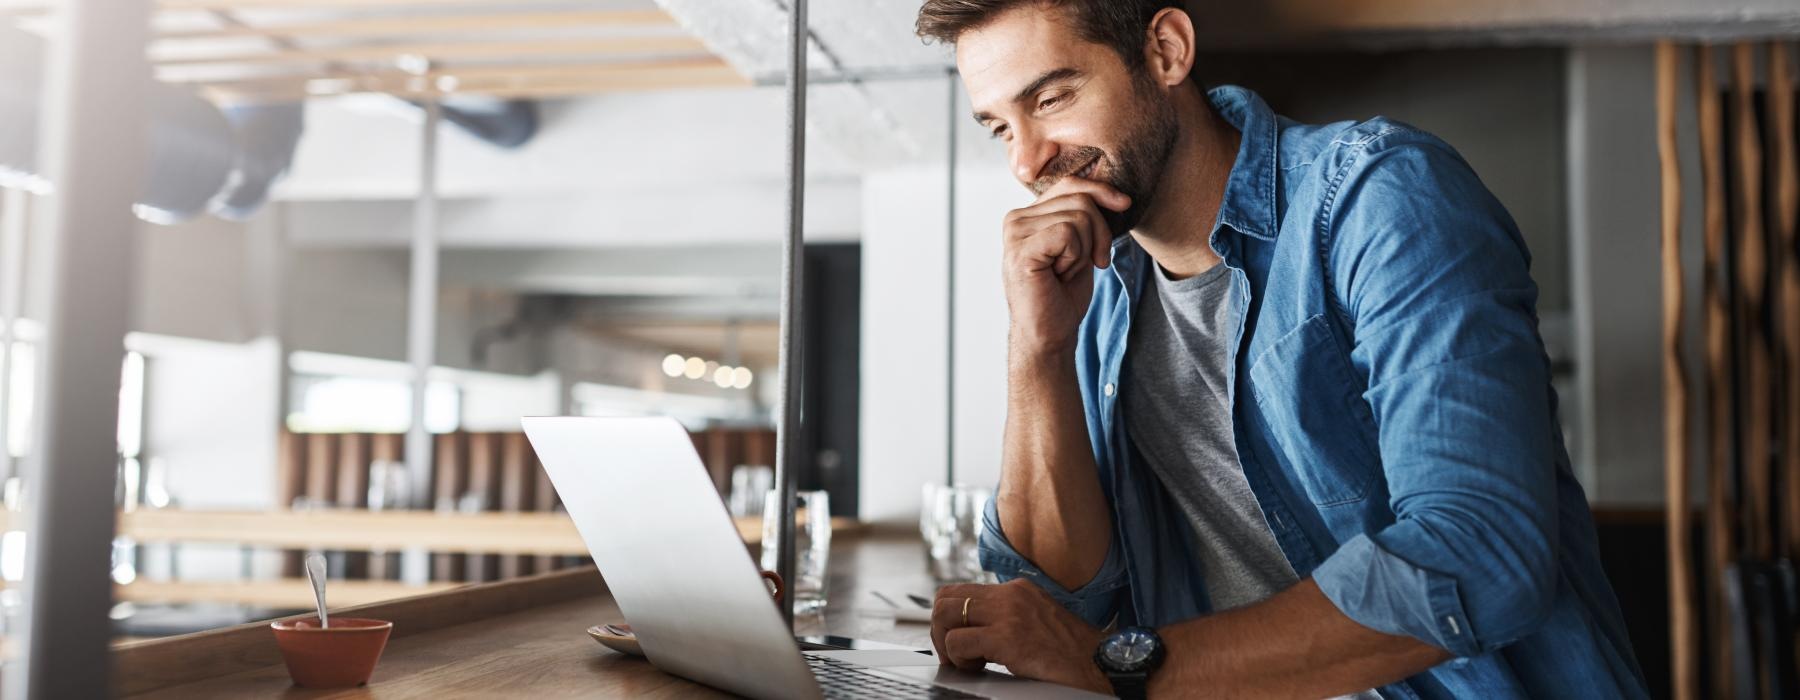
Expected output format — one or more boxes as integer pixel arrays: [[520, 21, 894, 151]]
[[915, 2, 1648, 698]]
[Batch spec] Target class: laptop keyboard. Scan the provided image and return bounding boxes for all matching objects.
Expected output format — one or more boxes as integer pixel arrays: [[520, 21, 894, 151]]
[[807, 655, 987, 699]]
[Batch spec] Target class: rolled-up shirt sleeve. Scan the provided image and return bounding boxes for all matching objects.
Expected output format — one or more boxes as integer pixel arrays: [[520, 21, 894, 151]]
[[978, 496, 1127, 626], [1310, 134, 1559, 658]]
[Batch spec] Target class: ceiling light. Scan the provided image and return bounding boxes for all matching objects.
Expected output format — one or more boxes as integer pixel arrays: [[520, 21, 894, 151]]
[[731, 367, 753, 390], [683, 357, 707, 380], [662, 354, 685, 378], [713, 366, 735, 388]]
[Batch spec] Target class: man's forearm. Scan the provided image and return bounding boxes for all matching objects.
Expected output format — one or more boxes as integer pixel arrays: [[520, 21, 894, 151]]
[[996, 340, 1112, 590], [1152, 579, 1451, 697]]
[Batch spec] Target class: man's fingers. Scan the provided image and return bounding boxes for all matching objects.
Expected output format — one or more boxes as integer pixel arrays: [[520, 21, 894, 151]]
[[931, 590, 995, 629], [930, 615, 949, 666], [1036, 175, 1130, 212], [943, 627, 997, 672], [931, 586, 987, 667], [1011, 213, 1092, 278]]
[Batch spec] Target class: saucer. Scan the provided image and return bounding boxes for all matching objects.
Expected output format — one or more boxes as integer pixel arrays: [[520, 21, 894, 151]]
[[586, 622, 644, 657]]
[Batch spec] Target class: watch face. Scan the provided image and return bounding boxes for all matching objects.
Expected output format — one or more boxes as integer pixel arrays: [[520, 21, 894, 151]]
[[1102, 629, 1160, 671]]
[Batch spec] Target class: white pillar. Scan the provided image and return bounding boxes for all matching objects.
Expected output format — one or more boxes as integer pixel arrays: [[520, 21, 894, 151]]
[[401, 100, 442, 586], [406, 101, 441, 510], [0, 188, 28, 485], [9, 0, 152, 697]]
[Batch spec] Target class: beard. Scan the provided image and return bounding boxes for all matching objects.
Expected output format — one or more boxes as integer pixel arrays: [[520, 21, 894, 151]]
[[1028, 76, 1180, 239]]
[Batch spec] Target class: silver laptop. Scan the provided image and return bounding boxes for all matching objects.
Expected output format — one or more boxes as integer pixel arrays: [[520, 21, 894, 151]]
[[523, 416, 1106, 700]]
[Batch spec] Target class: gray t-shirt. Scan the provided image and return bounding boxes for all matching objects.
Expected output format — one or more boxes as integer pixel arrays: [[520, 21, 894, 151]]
[[1123, 261, 1297, 611], [1123, 261, 1378, 699]]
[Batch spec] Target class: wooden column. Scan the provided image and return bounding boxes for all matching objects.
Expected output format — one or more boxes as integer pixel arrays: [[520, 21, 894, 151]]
[[1655, 41, 1698, 700], [334, 433, 370, 578], [431, 432, 465, 581], [464, 432, 500, 582], [498, 432, 536, 578], [275, 430, 306, 577], [303, 433, 337, 508], [367, 433, 403, 580], [1769, 40, 1800, 682], [1731, 43, 1774, 564], [1695, 43, 1738, 700], [704, 428, 735, 499], [532, 446, 559, 573]]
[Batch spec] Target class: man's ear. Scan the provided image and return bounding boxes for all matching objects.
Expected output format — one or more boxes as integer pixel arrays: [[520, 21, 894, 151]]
[[1143, 8, 1197, 90]]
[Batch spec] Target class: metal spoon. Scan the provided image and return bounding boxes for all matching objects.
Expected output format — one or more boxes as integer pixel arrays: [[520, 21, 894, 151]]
[[305, 553, 329, 629]]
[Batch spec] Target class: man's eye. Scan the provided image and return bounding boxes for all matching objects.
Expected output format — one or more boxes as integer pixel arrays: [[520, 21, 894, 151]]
[[989, 125, 1009, 140]]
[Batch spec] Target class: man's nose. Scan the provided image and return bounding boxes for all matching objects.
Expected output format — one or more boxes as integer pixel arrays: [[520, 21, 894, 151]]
[[1010, 126, 1057, 186]]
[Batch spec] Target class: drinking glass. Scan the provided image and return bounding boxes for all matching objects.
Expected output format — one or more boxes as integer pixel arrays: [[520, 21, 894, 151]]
[[920, 483, 993, 584], [365, 460, 410, 512], [729, 465, 774, 518], [760, 490, 831, 615]]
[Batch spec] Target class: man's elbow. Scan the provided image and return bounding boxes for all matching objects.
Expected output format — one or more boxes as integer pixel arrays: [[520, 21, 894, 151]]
[[1411, 509, 1558, 652]]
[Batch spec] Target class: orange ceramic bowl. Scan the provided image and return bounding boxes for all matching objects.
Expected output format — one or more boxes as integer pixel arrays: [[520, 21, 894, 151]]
[[270, 617, 393, 688]]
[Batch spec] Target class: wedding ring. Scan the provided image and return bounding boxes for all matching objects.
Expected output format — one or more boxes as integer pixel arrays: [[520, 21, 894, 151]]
[[961, 597, 971, 626]]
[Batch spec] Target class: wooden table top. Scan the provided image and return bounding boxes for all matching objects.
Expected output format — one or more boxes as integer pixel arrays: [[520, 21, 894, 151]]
[[117, 531, 949, 698]]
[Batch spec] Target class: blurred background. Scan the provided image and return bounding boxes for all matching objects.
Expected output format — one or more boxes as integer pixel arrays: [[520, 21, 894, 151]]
[[0, 1, 1796, 698]]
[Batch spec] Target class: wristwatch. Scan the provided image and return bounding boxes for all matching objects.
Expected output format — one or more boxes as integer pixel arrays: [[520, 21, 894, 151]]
[[1093, 626, 1165, 699]]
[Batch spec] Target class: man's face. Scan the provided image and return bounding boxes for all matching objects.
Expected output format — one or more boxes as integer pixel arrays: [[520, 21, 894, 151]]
[[958, 7, 1179, 237]]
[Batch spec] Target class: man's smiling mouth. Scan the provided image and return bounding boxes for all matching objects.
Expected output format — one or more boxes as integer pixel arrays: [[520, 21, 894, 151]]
[[1074, 157, 1100, 181]]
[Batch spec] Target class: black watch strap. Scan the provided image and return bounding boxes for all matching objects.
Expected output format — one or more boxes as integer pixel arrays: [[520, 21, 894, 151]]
[[1106, 672, 1148, 699]]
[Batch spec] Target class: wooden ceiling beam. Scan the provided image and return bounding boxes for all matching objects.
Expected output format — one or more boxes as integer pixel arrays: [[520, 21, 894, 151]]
[[161, 0, 532, 9], [155, 9, 676, 40], [1, 0, 655, 13], [161, 56, 735, 85], [195, 58, 748, 102], [154, 36, 710, 66]]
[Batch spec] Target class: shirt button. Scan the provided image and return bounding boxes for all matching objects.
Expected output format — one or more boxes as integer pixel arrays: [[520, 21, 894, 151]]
[[1103, 383, 1116, 397]]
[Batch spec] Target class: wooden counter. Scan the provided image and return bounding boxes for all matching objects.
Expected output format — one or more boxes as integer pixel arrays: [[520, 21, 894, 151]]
[[115, 531, 943, 698]]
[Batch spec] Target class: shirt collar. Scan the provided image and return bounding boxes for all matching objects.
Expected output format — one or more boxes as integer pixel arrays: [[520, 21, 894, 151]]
[[1108, 86, 1281, 264], [1205, 86, 1280, 242]]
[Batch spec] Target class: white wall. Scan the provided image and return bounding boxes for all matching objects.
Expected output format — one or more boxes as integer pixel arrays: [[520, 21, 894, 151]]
[[133, 334, 282, 510], [858, 162, 1026, 525], [129, 333, 284, 581], [1565, 44, 1710, 507]]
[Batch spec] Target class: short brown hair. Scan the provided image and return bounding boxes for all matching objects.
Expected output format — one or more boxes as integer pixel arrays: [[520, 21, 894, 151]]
[[915, 0, 1187, 70]]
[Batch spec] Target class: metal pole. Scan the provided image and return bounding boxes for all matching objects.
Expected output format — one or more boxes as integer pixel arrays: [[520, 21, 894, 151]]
[[406, 100, 441, 510], [9, 0, 152, 696], [945, 72, 958, 488], [772, 0, 808, 630], [0, 188, 28, 485], [403, 99, 441, 585]]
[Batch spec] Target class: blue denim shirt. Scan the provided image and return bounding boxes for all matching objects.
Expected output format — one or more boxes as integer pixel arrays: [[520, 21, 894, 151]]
[[979, 86, 1647, 699]]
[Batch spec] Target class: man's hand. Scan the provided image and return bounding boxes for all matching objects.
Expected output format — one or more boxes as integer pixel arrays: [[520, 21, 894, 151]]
[[928, 579, 1111, 694], [1002, 178, 1131, 356]]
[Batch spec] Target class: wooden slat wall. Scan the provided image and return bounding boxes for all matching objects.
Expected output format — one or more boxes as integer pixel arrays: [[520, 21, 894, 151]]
[[532, 445, 560, 575], [274, 430, 306, 577], [334, 433, 369, 579], [367, 433, 403, 581], [1771, 43, 1800, 687], [1730, 44, 1774, 564], [1774, 42, 1800, 575], [430, 432, 466, 582], [1654, 41, 1698, 700], [269, 427, 771, 587], [1693, 43, 1738, 700], [498, 433, 536, 579], [1664, 40, 1800, 700], [464, 433, 501, 582]]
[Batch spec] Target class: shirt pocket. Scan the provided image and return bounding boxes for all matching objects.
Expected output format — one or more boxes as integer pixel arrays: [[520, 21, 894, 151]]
[[1247, 313, 1382, 507]]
